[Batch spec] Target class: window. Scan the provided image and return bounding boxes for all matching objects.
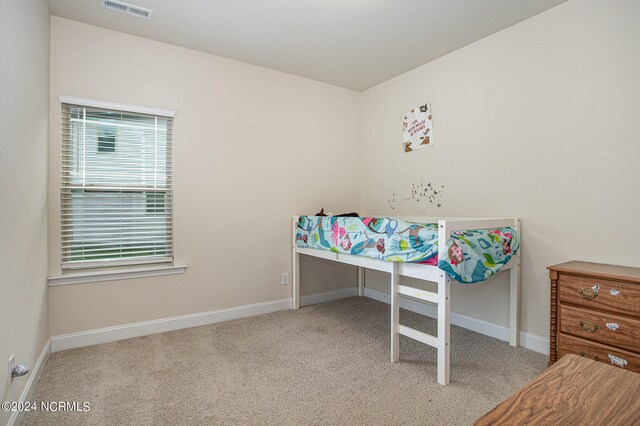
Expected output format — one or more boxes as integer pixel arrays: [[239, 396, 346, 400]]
[[97, 124, 116, 153], [60, 99, 174, 270]]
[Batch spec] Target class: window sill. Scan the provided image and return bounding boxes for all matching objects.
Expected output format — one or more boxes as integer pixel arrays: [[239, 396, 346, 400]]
[[48, 265, 187, 287]]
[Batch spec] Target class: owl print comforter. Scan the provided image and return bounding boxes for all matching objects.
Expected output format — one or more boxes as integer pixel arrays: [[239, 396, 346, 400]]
[[295, 216, 519, 284]]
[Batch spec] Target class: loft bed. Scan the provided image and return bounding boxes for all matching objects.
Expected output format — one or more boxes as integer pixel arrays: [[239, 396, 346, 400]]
[[291, 215, 521, 386]]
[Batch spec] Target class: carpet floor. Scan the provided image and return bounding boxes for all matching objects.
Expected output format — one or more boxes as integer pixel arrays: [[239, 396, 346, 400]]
[[24, 297, 546, 425]]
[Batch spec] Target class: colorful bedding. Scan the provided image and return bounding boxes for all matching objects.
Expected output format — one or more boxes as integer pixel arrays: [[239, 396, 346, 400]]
[[295, 216, 519, 284]]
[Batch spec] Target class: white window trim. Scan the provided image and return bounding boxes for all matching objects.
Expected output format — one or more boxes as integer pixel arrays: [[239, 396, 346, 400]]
[[48, 265, 187, 287], [58, 95, 176, 118]]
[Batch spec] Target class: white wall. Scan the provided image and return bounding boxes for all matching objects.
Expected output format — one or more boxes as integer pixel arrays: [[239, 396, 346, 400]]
[[48, 17, 360, 336], [359, 0, 640, 338], [0, 0, 50, 422]]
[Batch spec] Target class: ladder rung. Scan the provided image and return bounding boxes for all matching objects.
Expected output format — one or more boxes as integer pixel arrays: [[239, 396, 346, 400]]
[[397, 285, 438, 304], [398, 325, 439, 348]]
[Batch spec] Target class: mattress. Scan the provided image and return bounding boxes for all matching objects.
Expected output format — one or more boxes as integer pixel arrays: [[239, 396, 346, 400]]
[[295, 216, 519, 284]]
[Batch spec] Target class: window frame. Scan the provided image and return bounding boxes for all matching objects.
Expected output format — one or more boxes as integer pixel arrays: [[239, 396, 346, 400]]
[[58, 96, 176, 272]]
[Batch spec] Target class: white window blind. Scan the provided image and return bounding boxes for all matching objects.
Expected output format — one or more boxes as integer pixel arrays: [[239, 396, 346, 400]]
[[60, 101, 174, 270]]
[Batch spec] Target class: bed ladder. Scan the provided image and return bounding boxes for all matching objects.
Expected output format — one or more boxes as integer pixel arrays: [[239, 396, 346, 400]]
[[390, 222, 451, 386]]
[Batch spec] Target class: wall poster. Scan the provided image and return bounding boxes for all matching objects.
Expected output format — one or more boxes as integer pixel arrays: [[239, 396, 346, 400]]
[[402, 103, 433, 152]]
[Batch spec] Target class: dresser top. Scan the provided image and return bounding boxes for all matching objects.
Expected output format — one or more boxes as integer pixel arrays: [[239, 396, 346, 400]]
[[548, 260, 640, 283], [474, 354, 640, 425]]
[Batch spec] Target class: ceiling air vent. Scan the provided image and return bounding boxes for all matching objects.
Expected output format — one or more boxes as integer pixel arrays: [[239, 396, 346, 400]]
[[103, 0, 153, 20]]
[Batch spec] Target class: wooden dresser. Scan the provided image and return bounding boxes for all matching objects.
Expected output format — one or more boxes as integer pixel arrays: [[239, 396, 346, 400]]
[[548, 261, 640, 373]]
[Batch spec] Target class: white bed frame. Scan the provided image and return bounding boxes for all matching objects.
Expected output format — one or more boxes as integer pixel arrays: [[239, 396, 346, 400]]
[[291, 216, 521, 386]]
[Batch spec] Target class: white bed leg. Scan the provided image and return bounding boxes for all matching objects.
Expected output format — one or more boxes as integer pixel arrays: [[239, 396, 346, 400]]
[[437, 271, 451, 386], [509, 218, 521, 347], [293, 251, 300, 309], [390, 261, 399, 363], [437, 220, 451, 386], [292, 217, 300, 310], [509, 265, 519, 346], [357, 267, 365, 297]]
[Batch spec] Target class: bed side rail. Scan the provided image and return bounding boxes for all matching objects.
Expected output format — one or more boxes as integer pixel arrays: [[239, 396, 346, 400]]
[[439, 217, 518, 232]]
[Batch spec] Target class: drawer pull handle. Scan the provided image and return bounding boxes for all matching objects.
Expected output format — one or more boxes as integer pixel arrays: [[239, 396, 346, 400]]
[[608, 354, 628, 368], [606, 322, 619, 331], [578, 321, 599, 333], [579, 351, 600, 361], [610, 289, 620, 296], [578, 283, 600, 300]]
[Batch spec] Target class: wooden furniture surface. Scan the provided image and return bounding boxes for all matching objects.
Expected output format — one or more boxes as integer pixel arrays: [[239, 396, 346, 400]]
[[548, 260, 640, 371], [475, 354, 640, 426]]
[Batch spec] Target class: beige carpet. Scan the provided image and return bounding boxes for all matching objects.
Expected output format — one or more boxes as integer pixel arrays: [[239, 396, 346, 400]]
[[24, 297, 546, 425]]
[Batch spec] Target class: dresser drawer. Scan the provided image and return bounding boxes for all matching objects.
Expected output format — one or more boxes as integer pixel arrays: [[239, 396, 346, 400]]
[[559, 305, 640, 352], [558, 333, 640, 374], [558, 274, 640, 317]]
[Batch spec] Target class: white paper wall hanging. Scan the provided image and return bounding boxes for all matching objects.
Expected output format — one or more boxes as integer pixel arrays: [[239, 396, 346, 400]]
[[402, 103, 433, 152]]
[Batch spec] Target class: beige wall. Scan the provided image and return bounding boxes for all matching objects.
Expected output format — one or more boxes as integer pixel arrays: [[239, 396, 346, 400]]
[[299, 256, 357, 298], [0, 0, 50, 421], [48, 17, 360, 335], [48, 0, 640, 341], [359, 0, 640, 337]]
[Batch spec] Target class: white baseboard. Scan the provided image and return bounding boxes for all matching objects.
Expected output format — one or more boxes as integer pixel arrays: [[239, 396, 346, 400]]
[[518, 331, 550, 355], [49, 286, 548, 355], [50, 298, 292, 353], [8, 340, 51, 426], [364, 287, 549, 355], [300, 287, 358, 306]]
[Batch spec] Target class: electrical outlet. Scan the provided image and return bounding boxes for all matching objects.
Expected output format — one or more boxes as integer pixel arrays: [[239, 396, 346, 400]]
[[282, 272, 289, 285], [8, 354, 15, 382]]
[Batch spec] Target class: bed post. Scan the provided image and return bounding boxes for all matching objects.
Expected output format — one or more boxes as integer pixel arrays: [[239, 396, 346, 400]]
[[390, 261, 399, 362], [292, 216, 300, 310], [509, 218, 521, 346], [357, 267, 365, 297], [437, 220, 451, 386]]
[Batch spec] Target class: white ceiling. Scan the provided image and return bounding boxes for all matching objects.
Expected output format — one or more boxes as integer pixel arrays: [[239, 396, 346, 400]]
[[45, 0, 567, 91]]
